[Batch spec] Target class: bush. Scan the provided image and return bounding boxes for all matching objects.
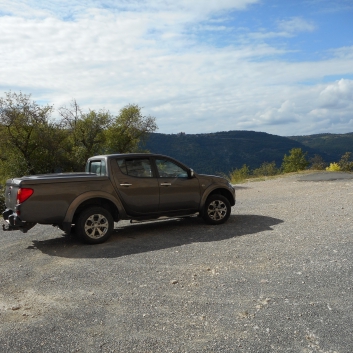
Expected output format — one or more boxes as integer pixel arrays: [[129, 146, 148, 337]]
[[338, 152, 353, 171], [309, 154, 327, 170], [326, 163, 341, 171], [229, 164, 250, 183], [281, 148, 309, 173], [253, 161, 279, 177]]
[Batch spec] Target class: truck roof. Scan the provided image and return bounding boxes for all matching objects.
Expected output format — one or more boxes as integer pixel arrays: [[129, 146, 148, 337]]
[[87, 153, 192, 170], [89, 153, 170, 158]]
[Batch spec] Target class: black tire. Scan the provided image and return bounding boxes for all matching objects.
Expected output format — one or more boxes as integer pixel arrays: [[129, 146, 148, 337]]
[[76, 207, 114, 244], [202, 194, 231, 225]]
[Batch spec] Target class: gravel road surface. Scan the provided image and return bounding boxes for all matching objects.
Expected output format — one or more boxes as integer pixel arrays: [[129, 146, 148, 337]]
[[1, 173, 353, 352]]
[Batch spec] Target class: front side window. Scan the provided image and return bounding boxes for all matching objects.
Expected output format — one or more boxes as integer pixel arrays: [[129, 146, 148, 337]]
[[87, 160, 106, 175], [117, 158, 153, 178], [155, 159, 188, 178]]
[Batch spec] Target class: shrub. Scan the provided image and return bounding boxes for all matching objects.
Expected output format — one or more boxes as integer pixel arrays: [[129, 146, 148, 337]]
[[338, 152, 353, 171], [326, 163, 341, 171], [229, 164, 250, 183], [281, 148, 309, 173], [253, 161, 279, 177], [309, 154, 327, 170]]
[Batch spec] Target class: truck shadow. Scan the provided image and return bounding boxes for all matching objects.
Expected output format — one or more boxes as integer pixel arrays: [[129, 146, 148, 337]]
[[28, 214, 283, 259]]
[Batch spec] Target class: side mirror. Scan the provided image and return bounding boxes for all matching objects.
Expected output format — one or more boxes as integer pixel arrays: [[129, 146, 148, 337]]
[[189, 169, 195, 178]]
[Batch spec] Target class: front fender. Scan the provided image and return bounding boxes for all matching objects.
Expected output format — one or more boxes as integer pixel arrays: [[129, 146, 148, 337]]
[[200, 185, 235, 209], [63, 191, 126, 223]]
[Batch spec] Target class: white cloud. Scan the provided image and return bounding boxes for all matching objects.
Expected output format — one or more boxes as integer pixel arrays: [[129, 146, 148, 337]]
[[232, 79, 353, 135], [318, 79, 353, 109], [277, 17, 316, 34], [0, 1, 352, 136], [249, 17, 316, 40], [0, 0, 259, 20]]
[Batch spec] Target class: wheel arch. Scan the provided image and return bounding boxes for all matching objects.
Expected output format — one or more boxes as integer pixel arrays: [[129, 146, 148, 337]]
[[64, 191, 125, 224], [201, 187, 235, 209]]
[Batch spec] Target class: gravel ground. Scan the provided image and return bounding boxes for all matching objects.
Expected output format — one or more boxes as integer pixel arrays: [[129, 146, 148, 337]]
[[1, 173, 353, 353]]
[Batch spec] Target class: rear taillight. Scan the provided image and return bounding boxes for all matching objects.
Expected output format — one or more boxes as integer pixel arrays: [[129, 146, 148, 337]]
[[17, 188, 34, 204]]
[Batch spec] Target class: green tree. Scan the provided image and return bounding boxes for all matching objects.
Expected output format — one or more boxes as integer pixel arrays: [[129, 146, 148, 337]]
[[0, 91, 66, 175], [105, 104, 157, 153], [338, 152, 353, 171], [0, 92, 158, 191], [59, 100, 112, 170], [281, 148, 309, 173]]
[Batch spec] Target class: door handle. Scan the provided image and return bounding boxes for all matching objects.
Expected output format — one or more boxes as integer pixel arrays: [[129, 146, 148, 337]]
[[120, 183, 132, 186], [160, 183, 171, 186]]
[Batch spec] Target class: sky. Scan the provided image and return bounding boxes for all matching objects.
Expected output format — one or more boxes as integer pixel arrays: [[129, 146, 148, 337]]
[[0, 0, 353, 136]]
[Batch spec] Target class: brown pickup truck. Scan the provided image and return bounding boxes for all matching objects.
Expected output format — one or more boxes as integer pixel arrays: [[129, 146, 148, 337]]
[[3, 153, 235, 244]]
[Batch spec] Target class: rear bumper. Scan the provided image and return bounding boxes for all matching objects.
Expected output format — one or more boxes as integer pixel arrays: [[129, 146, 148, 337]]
[[2, 209, 36, 233]]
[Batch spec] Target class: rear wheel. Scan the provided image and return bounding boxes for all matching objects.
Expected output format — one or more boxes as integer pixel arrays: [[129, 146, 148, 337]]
[[202, 194, 231, 225], [76, 207, 114, 244]]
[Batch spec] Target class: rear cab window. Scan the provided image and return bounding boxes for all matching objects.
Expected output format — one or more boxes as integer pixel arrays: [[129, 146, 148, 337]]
[[86, 160, 107, 176]]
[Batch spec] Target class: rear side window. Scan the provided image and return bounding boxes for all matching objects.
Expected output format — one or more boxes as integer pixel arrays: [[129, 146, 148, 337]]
[[117, 158, 153, 178], [87, 160, 106, 175]]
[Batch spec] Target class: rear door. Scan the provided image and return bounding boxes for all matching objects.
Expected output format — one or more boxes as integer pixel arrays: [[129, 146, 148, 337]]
[[113, 157, 159, 215], [154, 158, 200, 212]]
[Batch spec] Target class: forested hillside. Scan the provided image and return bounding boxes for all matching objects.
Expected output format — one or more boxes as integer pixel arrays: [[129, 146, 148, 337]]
[[289, 133, 353, 158], [143, 131, 330, 175]]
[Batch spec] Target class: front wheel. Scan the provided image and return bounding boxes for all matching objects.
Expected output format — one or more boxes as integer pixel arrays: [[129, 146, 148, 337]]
[[202, 195, 231, 225], [76, 207, 114, 244]]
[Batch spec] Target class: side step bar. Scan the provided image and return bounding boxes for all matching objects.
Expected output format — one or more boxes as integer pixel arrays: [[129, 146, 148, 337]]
[[130, 213, 198, 224]]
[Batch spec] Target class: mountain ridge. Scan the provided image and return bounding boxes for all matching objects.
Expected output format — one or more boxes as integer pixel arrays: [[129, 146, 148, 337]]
[[142, 130, 353, 175]]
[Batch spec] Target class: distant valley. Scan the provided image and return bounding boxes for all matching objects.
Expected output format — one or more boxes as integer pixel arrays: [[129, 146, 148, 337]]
[[143, 131, 353, 175]]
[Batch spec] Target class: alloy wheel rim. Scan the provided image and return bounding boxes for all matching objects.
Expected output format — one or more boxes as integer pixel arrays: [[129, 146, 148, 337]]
[[84, 214, 109, 239], [207, 200, 227, 220]]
